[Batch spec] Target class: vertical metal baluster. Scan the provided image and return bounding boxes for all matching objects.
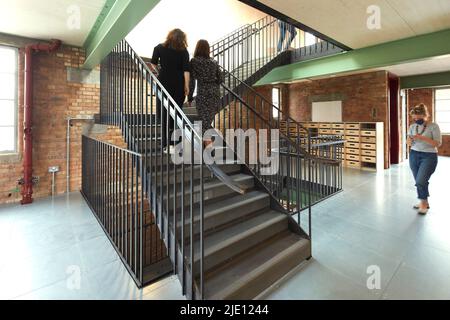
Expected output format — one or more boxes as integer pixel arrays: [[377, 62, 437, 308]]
[[189, 129, 194, 298], [199, 136, 204, 300], [181, 118, 186, 295], [173, 109, 178, 274], [165, 100, 170, 251], [140, 155, 144, 283]]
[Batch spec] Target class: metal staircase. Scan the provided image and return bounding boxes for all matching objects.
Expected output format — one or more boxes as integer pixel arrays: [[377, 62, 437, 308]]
[[81, 16, 345, 300]]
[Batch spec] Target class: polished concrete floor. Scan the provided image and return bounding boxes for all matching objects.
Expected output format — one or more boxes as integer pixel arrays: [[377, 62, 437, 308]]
[[0, 157, 448, 300]]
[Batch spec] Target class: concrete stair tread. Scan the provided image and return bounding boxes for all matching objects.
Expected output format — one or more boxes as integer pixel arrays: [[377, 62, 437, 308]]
[[163, 173, 254, 199], [200, 210, 286, 257], [203, 190, 268, 218], [174, 190, 270, 231], [150, 163, 241, 180], [204, 231, 310, 300]]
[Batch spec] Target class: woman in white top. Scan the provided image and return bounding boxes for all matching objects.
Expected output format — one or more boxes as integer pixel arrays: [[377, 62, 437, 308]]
[[407, 104, 442, 215]]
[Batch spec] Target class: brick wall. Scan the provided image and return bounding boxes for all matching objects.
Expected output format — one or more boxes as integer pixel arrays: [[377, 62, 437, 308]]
[[406, 88, 434, 123], [406, 88, 450, 157], [255, 71, 391, 168], [0, 43, 101, 205]]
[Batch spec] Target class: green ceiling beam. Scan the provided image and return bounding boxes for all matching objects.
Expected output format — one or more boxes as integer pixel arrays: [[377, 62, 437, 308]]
[[83, 0, 161, 69], [256, 28, 450, 86], [401, 71, 450, 89]]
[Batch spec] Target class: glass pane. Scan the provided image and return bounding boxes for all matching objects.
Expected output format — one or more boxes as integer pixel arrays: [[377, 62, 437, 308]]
[[436, 88, 450, 100], [305, 33, 316, 46], [272, 88, 279, 104], [439, 122, 450, 134], [436, 111, 450, 123], [0, 126, 15, 152], [0, 47, 16, 74], [435, 100, 450, 112], [0, 73, 16, 100], [0, 100, 15, 126], [273, 108, 279, 119]]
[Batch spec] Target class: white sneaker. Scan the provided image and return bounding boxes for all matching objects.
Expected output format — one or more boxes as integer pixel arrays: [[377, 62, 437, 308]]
[[413, 203, 430, 210], [418, 207, 429, 215], [163, 146, 175, 154]]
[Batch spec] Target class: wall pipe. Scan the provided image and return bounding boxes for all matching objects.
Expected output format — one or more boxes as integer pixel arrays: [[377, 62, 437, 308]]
[[66, 116, 94, 194], [21, 39, 62, 205]]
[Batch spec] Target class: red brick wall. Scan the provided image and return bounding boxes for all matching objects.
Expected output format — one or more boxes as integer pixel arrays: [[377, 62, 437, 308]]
[[406, 88, 450, 157], [255, 71, 391, 168], [0, 44, 101, 205], [406, 89, 434, 123]]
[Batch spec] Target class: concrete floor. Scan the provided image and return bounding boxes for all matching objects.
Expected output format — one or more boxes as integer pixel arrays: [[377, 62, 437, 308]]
[[0, 157, 449, 300]]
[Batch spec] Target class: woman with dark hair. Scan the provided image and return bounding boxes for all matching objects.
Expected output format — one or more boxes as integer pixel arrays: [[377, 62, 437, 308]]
[[407, 103, 442, 215], [151, 28, 190, 150], [188, 39, 224, 146]]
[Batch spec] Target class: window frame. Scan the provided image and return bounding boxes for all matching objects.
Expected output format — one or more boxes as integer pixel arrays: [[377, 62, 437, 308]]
[[434, 87, 450, 135], [0, 45, 19, 155]]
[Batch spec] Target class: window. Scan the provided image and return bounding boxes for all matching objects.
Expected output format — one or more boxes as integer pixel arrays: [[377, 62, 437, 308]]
[[272, 87, 280, 119], [0, 46, 18, 153], [305, 32, 317, 46], [435, 88, 450, 134]]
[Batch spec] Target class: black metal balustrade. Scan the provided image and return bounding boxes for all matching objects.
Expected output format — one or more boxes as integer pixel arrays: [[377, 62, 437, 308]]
[[93, 40, 210, 298], [81, 136, 170, 287], [81, 14, 346, 298], [211, 15, 343, 89], [213, 84, 344, 236], [207, 16, 345, 221]]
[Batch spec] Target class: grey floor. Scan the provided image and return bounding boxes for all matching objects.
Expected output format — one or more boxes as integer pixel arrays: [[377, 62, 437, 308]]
[[0, 157, 449, 300]]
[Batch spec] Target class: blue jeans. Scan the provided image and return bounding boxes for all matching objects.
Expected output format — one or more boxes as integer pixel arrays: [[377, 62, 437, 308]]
[[277, 21, 297, 52], [409, 150, 438, 200]]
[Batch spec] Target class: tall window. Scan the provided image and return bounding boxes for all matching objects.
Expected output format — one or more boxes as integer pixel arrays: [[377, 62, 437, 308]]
[[0, 46, 18, 153], [272, 87, 280, 119], [435, 88, 450, 134]]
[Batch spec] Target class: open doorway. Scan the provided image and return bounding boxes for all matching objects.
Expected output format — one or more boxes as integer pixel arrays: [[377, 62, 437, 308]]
[[388, 73, 401, 165]]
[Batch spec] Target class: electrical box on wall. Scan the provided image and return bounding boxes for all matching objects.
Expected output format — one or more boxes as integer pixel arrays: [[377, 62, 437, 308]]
[[48, 166, 59, 173]]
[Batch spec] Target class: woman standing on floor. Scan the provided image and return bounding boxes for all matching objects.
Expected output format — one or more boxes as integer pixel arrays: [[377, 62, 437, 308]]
[[151, 29, 190, 151], [407, 104, 442, 215], [188, 39, 224, 146]]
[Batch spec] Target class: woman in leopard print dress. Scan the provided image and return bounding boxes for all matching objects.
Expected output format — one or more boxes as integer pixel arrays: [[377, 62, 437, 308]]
[[188, 40, 224, 142]]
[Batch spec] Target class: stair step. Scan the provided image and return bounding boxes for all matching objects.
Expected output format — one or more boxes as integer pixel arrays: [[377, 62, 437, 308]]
[[183, 107, 198, 115], [150, 163, 241, 184], [175, 190, 270, 236], [204, 231, 311, 300], [162, 173, 255, 208], [192, 210, 288, 273]]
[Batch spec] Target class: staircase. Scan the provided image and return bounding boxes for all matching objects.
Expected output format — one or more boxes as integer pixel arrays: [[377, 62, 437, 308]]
[[82, 16, 345, 300]]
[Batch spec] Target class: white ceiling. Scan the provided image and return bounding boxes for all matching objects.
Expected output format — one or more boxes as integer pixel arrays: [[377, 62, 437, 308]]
[[258, 0, 450, 49], [0, 0, 107, 46]]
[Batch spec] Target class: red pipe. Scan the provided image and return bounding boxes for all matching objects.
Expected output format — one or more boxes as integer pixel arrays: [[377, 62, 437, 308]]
[[21, 39, 62, 205]]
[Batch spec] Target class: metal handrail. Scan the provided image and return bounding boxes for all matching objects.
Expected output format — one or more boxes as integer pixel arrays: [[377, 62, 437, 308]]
[[219, 65, 310, 133], [99, 39, 209, 299]]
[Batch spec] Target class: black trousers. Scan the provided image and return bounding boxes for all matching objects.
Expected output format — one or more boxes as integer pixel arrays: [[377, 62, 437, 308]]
[[156, 91, 185, 148]]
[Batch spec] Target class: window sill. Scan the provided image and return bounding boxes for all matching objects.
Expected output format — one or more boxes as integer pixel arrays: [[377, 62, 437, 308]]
[[0, 153, 21, 164]]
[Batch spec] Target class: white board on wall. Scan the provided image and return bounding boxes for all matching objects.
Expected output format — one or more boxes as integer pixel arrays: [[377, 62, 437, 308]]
[[312, 101, 343, 122]]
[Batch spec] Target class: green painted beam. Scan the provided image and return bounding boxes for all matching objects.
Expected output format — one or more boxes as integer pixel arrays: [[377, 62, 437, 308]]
[[83, 0, 161, 69], [83, 0, 116, 49], [401, 71, 450, 89], [256, 28, 450, 86]]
